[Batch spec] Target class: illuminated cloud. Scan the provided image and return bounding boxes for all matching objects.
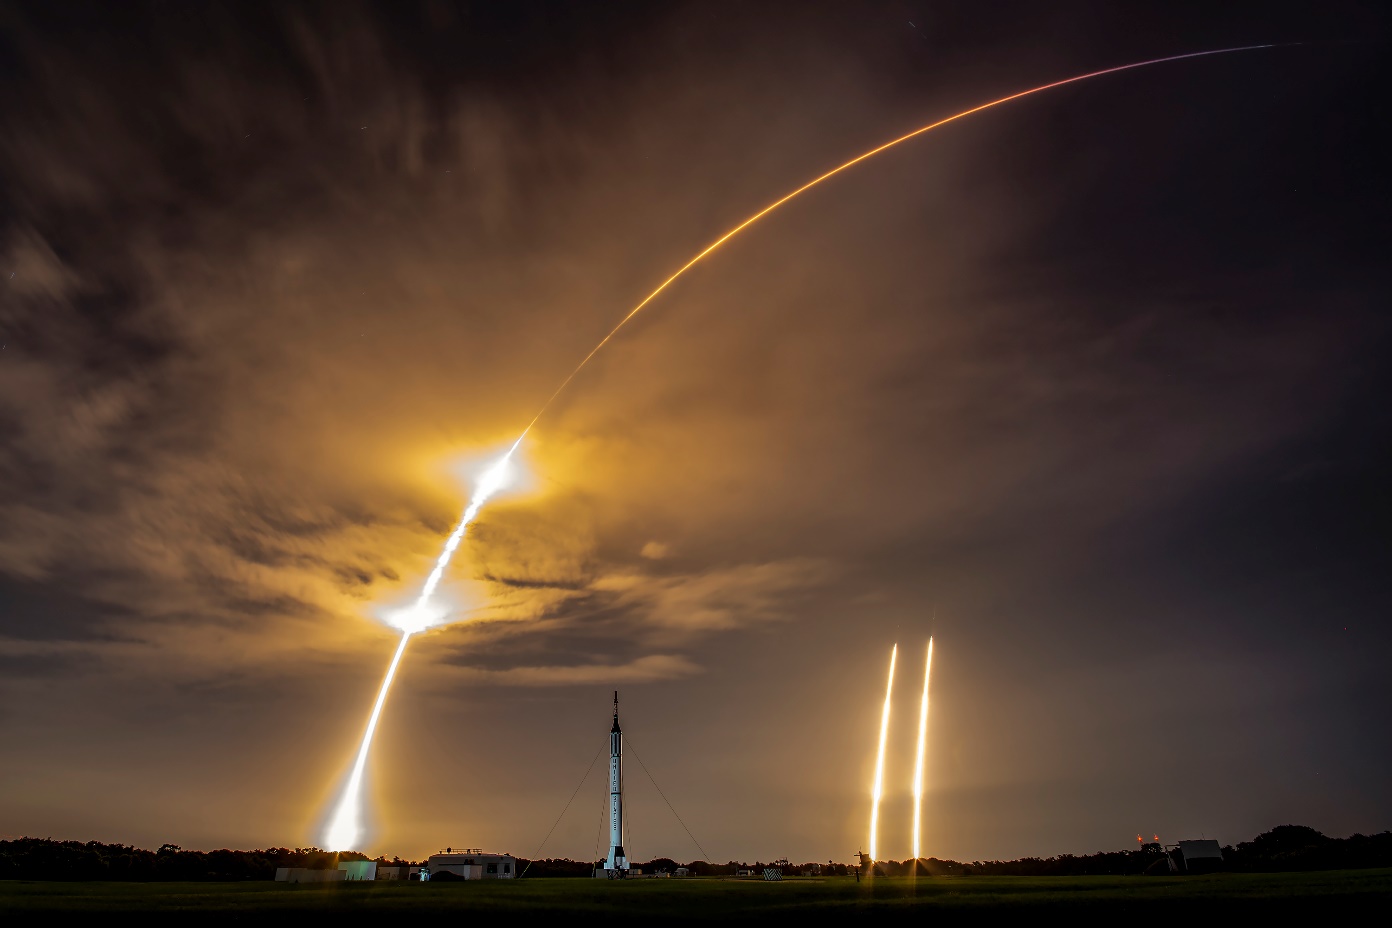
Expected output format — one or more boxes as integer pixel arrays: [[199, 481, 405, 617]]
[[446, 653, 701, 687]]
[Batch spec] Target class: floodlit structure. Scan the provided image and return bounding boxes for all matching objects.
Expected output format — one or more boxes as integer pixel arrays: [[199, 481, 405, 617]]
[[603, 691, 630, 878], [339, 860, 377, 881], [427, 848, 516, 879]]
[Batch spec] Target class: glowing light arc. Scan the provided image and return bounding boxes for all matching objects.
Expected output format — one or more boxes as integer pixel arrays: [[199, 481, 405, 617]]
[[514, 44, 1277, 441]]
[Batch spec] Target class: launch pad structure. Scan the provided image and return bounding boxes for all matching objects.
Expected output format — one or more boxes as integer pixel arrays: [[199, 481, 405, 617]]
[[601, 691, 630, 878], [518, 687, 706, 879]]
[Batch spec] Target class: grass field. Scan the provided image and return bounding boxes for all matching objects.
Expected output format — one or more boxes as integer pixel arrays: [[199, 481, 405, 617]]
[[3, 870, 1388, 923]]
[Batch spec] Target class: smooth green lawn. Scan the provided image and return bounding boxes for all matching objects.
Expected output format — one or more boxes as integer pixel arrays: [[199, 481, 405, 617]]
[[2, 870, 1388, 923]]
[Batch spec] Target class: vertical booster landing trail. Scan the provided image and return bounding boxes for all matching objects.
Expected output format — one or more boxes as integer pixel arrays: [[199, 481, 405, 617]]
[[912, 637, 934, 862], [870, 644, 897, 862], [324, 44, 1278, 851]]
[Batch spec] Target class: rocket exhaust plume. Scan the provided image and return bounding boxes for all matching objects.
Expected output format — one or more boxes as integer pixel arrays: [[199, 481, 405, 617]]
[[399, 440, 521, 631], [323, 445, 518, 850], [323, 631, 411, 851], [912, 637, 933, 862], [322, 44, 1278, 850], [869, 644, 896, 862]]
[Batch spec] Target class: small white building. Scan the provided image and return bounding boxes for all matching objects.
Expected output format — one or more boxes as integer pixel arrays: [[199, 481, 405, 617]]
[[427, 848, 516, 879]]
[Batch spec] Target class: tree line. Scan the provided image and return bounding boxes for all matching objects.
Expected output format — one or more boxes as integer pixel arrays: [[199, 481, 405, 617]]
[[875, 826, 1392, 877], [3, 825, 1388, 881], [0, 841, 412, 882]]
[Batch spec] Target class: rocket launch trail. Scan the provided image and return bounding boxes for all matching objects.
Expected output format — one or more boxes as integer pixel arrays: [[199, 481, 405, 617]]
[[323, 44, 1278, 851], [323, 448, 517, 850], [323, 631, 411, 851], [511, 45, 1278, 439]]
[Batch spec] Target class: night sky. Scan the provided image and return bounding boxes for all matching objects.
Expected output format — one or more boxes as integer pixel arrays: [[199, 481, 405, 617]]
[[1, 2, 1388, 864]]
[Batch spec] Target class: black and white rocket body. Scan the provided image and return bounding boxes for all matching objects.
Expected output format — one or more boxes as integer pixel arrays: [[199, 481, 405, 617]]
[[604, 691, 629, 876]]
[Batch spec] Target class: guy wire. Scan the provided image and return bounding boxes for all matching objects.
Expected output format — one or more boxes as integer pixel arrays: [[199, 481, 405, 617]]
[[519, 738, 606, 878]]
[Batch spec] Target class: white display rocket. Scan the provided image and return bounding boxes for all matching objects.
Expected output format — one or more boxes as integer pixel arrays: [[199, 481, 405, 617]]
[[604, 690, 629, 877]]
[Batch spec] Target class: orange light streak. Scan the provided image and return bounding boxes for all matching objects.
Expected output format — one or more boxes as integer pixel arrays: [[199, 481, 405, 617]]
[[514, 46, 1276, 440], [912, 637, 934, 861], [323, 631, 412, 851], [869, 644, 897, 862]]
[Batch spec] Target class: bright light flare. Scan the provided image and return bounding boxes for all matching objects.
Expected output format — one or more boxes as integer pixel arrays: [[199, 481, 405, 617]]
[[912, 637, 933, 862], [869, 643, 896, 862], [382, 601, 447, 636], [414, 444, 519, 609]]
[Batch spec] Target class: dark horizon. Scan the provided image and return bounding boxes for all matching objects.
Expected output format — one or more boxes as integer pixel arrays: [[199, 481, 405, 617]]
[[1, 1, 1389, 863], [7, 821, 1388, 877]]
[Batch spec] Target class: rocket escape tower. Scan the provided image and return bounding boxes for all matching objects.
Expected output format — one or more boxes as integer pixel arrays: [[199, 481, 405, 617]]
[[604, 691, 629, 877]]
